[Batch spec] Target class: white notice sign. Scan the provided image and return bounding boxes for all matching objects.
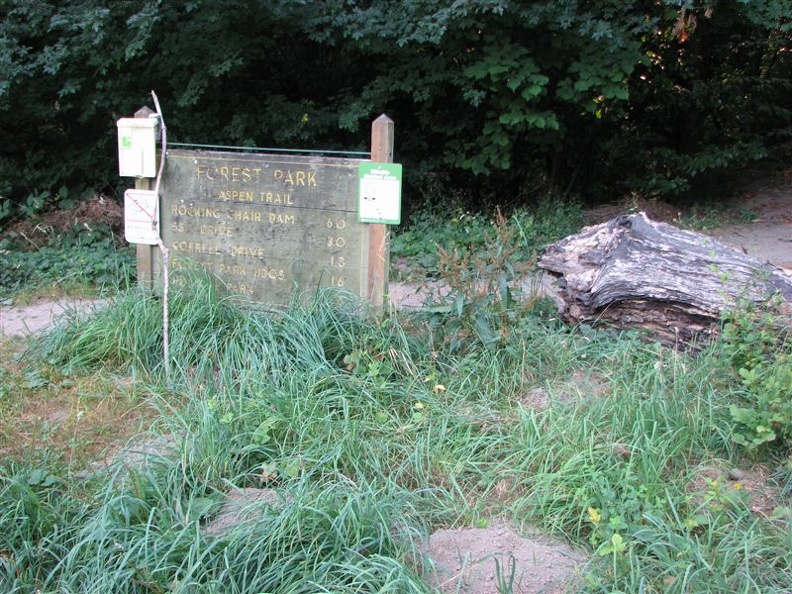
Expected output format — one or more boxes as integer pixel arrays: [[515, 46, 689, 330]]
[[358, 163, 402, 225], [124, 189, 160, 245]]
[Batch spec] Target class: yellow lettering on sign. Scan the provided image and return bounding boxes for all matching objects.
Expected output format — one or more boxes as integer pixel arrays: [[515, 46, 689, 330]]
[[171, 241, 221, 255], [230, 245, 266, 258], [217, 263, 247, 276], [273, 169, 317, 186], [253, 267, 286, 281], [199, 224, 233, 237], [196, 165, 262, 182], [229, 283, 254, 295], [268, 213, 295, 225], [219, 190, 254, 202], [228, 210, 262, 222], [259, 192, 293, 204], [171, 205, 221, 218]]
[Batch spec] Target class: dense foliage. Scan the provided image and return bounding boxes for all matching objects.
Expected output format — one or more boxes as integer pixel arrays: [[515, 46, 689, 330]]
[[1, 0, 790, 222], [0, 223, 135, 297]]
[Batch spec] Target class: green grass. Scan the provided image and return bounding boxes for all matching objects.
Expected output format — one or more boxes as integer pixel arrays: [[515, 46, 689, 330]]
[[2, 250, 791, 592]]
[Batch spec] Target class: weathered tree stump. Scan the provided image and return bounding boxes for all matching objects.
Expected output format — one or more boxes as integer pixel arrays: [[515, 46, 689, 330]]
[[538, 212, 792, 348]]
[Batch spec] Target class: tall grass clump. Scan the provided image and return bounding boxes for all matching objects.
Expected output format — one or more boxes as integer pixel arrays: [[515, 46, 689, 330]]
[[0, 463, 89, 591], [35, 264, 246, 379], [497, 328, 791, 592], [36, 263, 425, 391], [26, 466, 431, 592]]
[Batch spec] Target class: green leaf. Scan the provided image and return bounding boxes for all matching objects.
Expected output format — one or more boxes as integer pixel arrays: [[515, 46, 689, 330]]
[[598, 533, 628, 556], [521, 85, 544, 100], [455, 293, 465, 317], [187, 496, 221, 522], [252, 417, 279, 445], [282, 456, 303, 478], [473, 315, 497, 346]]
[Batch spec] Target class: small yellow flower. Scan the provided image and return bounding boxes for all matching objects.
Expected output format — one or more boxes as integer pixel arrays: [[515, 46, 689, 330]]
[[732, 483, 742, 490], [587, 507, 602, 525], [433, 384, 446, 394]]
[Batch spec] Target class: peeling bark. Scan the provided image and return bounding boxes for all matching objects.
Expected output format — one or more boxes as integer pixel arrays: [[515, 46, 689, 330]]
[[538, 213, 792, 348]]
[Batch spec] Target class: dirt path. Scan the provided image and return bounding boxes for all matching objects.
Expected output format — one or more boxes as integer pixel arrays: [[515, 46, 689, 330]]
[[0, 298, 102, 338], [708, 180, 792, 274]]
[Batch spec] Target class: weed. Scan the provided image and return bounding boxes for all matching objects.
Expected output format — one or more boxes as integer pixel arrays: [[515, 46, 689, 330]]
[[0, 228, 135, 300], [720, 298, 792, 452], [493, 553, 518, 594], [675, 201, 758, 231], [391, 199, 583, 280], [414, 208, 562, 355]]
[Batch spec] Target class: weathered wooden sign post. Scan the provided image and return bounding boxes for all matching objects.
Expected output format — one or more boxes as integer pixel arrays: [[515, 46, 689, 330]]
[[120, 111, 398, 309], [367, 115, 394, 308]]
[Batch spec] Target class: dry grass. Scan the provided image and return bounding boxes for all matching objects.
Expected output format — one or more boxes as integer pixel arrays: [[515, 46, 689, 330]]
[[0, 335, 157, 468]]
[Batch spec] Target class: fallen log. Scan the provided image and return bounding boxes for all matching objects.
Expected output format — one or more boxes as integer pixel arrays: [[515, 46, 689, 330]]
[[538, 212, 792, 348]]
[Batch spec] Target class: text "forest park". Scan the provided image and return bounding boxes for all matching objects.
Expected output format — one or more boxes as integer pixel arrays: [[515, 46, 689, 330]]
[[195, 164, 317, 186]]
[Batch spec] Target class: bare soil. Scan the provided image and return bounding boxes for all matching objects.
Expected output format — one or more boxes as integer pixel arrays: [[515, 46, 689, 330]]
[[422, 521, 584, 594], [0, 298, 102, 337]]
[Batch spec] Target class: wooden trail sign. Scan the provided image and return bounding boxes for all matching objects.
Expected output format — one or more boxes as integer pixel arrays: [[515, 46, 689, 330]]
[[160, 151, 370, 304], [140, 115, 395, 308]]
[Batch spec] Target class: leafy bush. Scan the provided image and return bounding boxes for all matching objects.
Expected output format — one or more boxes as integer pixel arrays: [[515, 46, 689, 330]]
[[721, 299, 792, 452], [0, 224, 135, 298], [391, 199, 584, 280], [1, 1, 790, 221]]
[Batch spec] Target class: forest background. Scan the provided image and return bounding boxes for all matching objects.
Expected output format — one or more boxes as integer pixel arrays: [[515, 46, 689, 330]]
[[0, 0, 790, 225]]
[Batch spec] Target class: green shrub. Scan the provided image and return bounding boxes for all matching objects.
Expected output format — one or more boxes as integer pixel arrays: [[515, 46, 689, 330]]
[[391, 199, 584, 280], [721, 299, 792, 452], [0, 224, 135, 298]]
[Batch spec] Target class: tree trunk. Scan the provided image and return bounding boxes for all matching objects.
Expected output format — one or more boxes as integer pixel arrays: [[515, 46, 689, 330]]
[[538, 212, 792, 348]]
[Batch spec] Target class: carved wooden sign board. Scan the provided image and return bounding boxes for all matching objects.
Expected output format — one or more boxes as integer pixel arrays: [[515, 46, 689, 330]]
[[158, 149, 382, 306]]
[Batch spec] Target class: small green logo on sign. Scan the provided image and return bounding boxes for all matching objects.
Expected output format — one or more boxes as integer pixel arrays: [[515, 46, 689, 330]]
[[358, 162, 402, 225], [121, 136, 133, 150]]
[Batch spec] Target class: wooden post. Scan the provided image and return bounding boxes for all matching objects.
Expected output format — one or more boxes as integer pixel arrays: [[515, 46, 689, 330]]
[[368, 114, 394, 310], [134, 106, 156, 291]]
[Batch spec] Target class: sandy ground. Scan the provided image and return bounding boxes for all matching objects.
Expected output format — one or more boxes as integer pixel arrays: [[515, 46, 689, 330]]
[[708, 183, 792, 273], [0, 298, 102, 338]]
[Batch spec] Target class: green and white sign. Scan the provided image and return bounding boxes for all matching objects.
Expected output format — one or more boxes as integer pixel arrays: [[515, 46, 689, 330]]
[[358, 162, 402, 225]]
